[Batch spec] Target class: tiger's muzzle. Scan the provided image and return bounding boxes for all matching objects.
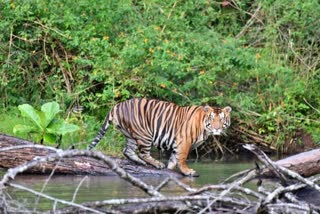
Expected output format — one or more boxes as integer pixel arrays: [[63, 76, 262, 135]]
[[212, 129, 223, 135]]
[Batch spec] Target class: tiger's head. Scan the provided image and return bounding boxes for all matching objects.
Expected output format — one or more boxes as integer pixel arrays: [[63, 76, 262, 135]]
[[203, 106, 232, 135]]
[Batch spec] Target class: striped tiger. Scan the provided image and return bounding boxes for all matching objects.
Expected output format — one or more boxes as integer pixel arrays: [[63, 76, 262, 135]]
[[89, 98, 232, 176]]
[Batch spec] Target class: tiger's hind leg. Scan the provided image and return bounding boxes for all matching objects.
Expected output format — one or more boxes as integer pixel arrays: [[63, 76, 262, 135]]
[[137, 140, 165, 169], [167, 152, 177, 170], [123, 138, 147, 166]]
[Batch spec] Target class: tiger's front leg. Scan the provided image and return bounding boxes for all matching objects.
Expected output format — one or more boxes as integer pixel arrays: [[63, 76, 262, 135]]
[[137, 140, 166, 169], [176, 140, 199, 177]]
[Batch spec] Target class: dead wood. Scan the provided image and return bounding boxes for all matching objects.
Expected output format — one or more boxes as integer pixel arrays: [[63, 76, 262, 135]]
[[1, 134, 320, 213], [0, 134, 181, 178], [2, 133, 320, 178], [243, 144, 320, 213], [275, 148, 320, 177]]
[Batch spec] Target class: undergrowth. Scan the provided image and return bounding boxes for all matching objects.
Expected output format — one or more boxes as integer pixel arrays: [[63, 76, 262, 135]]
[[1, 0, 320, 153]]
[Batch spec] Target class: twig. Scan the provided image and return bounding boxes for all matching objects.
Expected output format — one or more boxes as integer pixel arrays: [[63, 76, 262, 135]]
[[9, 183, 104, 214], [263, 183, 320, 212], [80, 194, 250, 207], [213, 136, 225, 155], [0, 190, 8, 214], [222, 168, 253, 184], [155, 177, 171, 191], [243, 144, 288, 185], [169, 177, 197, 193], [72, 176, 88, 203], [53, 50, 72, 95], [303, 97, 320, 114], [33, 20, 69, 38], [244, 144, 320, 192], [189, 184, 263, 200], [244, 144, 320, 212], [198, 169, 257, 213], [236, 4, 262, 39], [160, 0, 178, 34], [43, 31, 51, 65], [267, 202, 317, 213], [34, 160, 61, 212], [228, 0, 264, 24], [277, 165, 320, 191], [288, 41, 313, 71], [7, 26, 13, 64], [236, 126, 275, 149], [171, 88, 192, 103]]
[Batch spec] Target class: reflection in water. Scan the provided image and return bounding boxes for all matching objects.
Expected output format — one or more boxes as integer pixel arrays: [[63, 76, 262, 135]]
[[1, 160, 254, 211], [187, 161, 254, 186]]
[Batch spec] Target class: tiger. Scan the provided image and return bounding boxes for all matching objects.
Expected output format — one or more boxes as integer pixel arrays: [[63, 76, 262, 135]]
[[88, 98, 232, 176]]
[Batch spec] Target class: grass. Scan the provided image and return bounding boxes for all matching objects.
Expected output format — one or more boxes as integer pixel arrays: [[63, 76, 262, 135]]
[[0, 108, 26, 137]]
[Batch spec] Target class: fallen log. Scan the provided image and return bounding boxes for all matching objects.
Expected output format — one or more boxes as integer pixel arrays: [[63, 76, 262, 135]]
[[275, 149, 320, 177], [0, 134, 181, 178], [249, 147, 320, 178], [1, 133, 320, 178]]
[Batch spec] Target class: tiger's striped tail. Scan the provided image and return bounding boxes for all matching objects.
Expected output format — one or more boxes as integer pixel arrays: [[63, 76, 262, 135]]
[[88, 113, 111, 150]]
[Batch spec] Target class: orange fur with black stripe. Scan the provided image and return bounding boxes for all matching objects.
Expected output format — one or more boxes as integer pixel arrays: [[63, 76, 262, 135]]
[[89, 98, 232, 176]]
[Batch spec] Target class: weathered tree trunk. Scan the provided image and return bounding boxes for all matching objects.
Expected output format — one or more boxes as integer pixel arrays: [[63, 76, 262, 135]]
[[275, 149, 320, 177], [1, 134, 320, 178], [0, 134, 181, 177]]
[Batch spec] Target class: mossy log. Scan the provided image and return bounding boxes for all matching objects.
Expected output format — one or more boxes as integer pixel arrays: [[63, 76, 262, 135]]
[[0, 134, 181, 177]]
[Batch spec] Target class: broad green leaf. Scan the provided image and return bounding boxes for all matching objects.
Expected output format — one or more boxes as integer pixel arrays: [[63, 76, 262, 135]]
[[13, 124, 38, 134], [47, 120, 80, 135], [59, 123, 80, 135], [41, 102, 61, 127], [43, 133, 57, 145], [46, 119, 64, 134], [18, 104, 43, 130], [38, 111, 47, 129]]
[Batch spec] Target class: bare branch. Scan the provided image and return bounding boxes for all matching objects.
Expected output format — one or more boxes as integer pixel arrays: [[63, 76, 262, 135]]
[[243, 144, 288, 184], [236, 4, 262, 39]]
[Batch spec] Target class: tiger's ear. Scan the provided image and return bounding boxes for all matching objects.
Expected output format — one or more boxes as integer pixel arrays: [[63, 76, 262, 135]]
[[203, 105, 210, 112], [224, 106, 232, 113]]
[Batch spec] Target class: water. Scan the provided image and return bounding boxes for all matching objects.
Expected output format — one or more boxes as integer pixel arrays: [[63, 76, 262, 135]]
[[1, 160, 254, 211]]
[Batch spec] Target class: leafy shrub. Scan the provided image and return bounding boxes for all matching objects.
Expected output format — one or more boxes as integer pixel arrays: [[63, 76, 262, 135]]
[[1, 0, 319, 152], [13, 102, 80, 145]]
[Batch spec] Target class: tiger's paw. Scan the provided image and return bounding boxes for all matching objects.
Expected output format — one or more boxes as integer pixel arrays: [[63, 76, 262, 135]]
[[138, 154, 165, 169], [167, 163, 176, 170], [182, 169, 199, 177], [155, 162, 166, 169]]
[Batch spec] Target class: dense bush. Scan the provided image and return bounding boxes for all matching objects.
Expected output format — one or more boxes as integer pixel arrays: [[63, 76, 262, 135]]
[[1, 0, 319, 152]]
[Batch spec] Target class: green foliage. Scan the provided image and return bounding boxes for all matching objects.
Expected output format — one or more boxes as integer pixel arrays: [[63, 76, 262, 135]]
[[13, 102, 80, 145], [0, 108, 24, 136], [1, 0, 320, 152]]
